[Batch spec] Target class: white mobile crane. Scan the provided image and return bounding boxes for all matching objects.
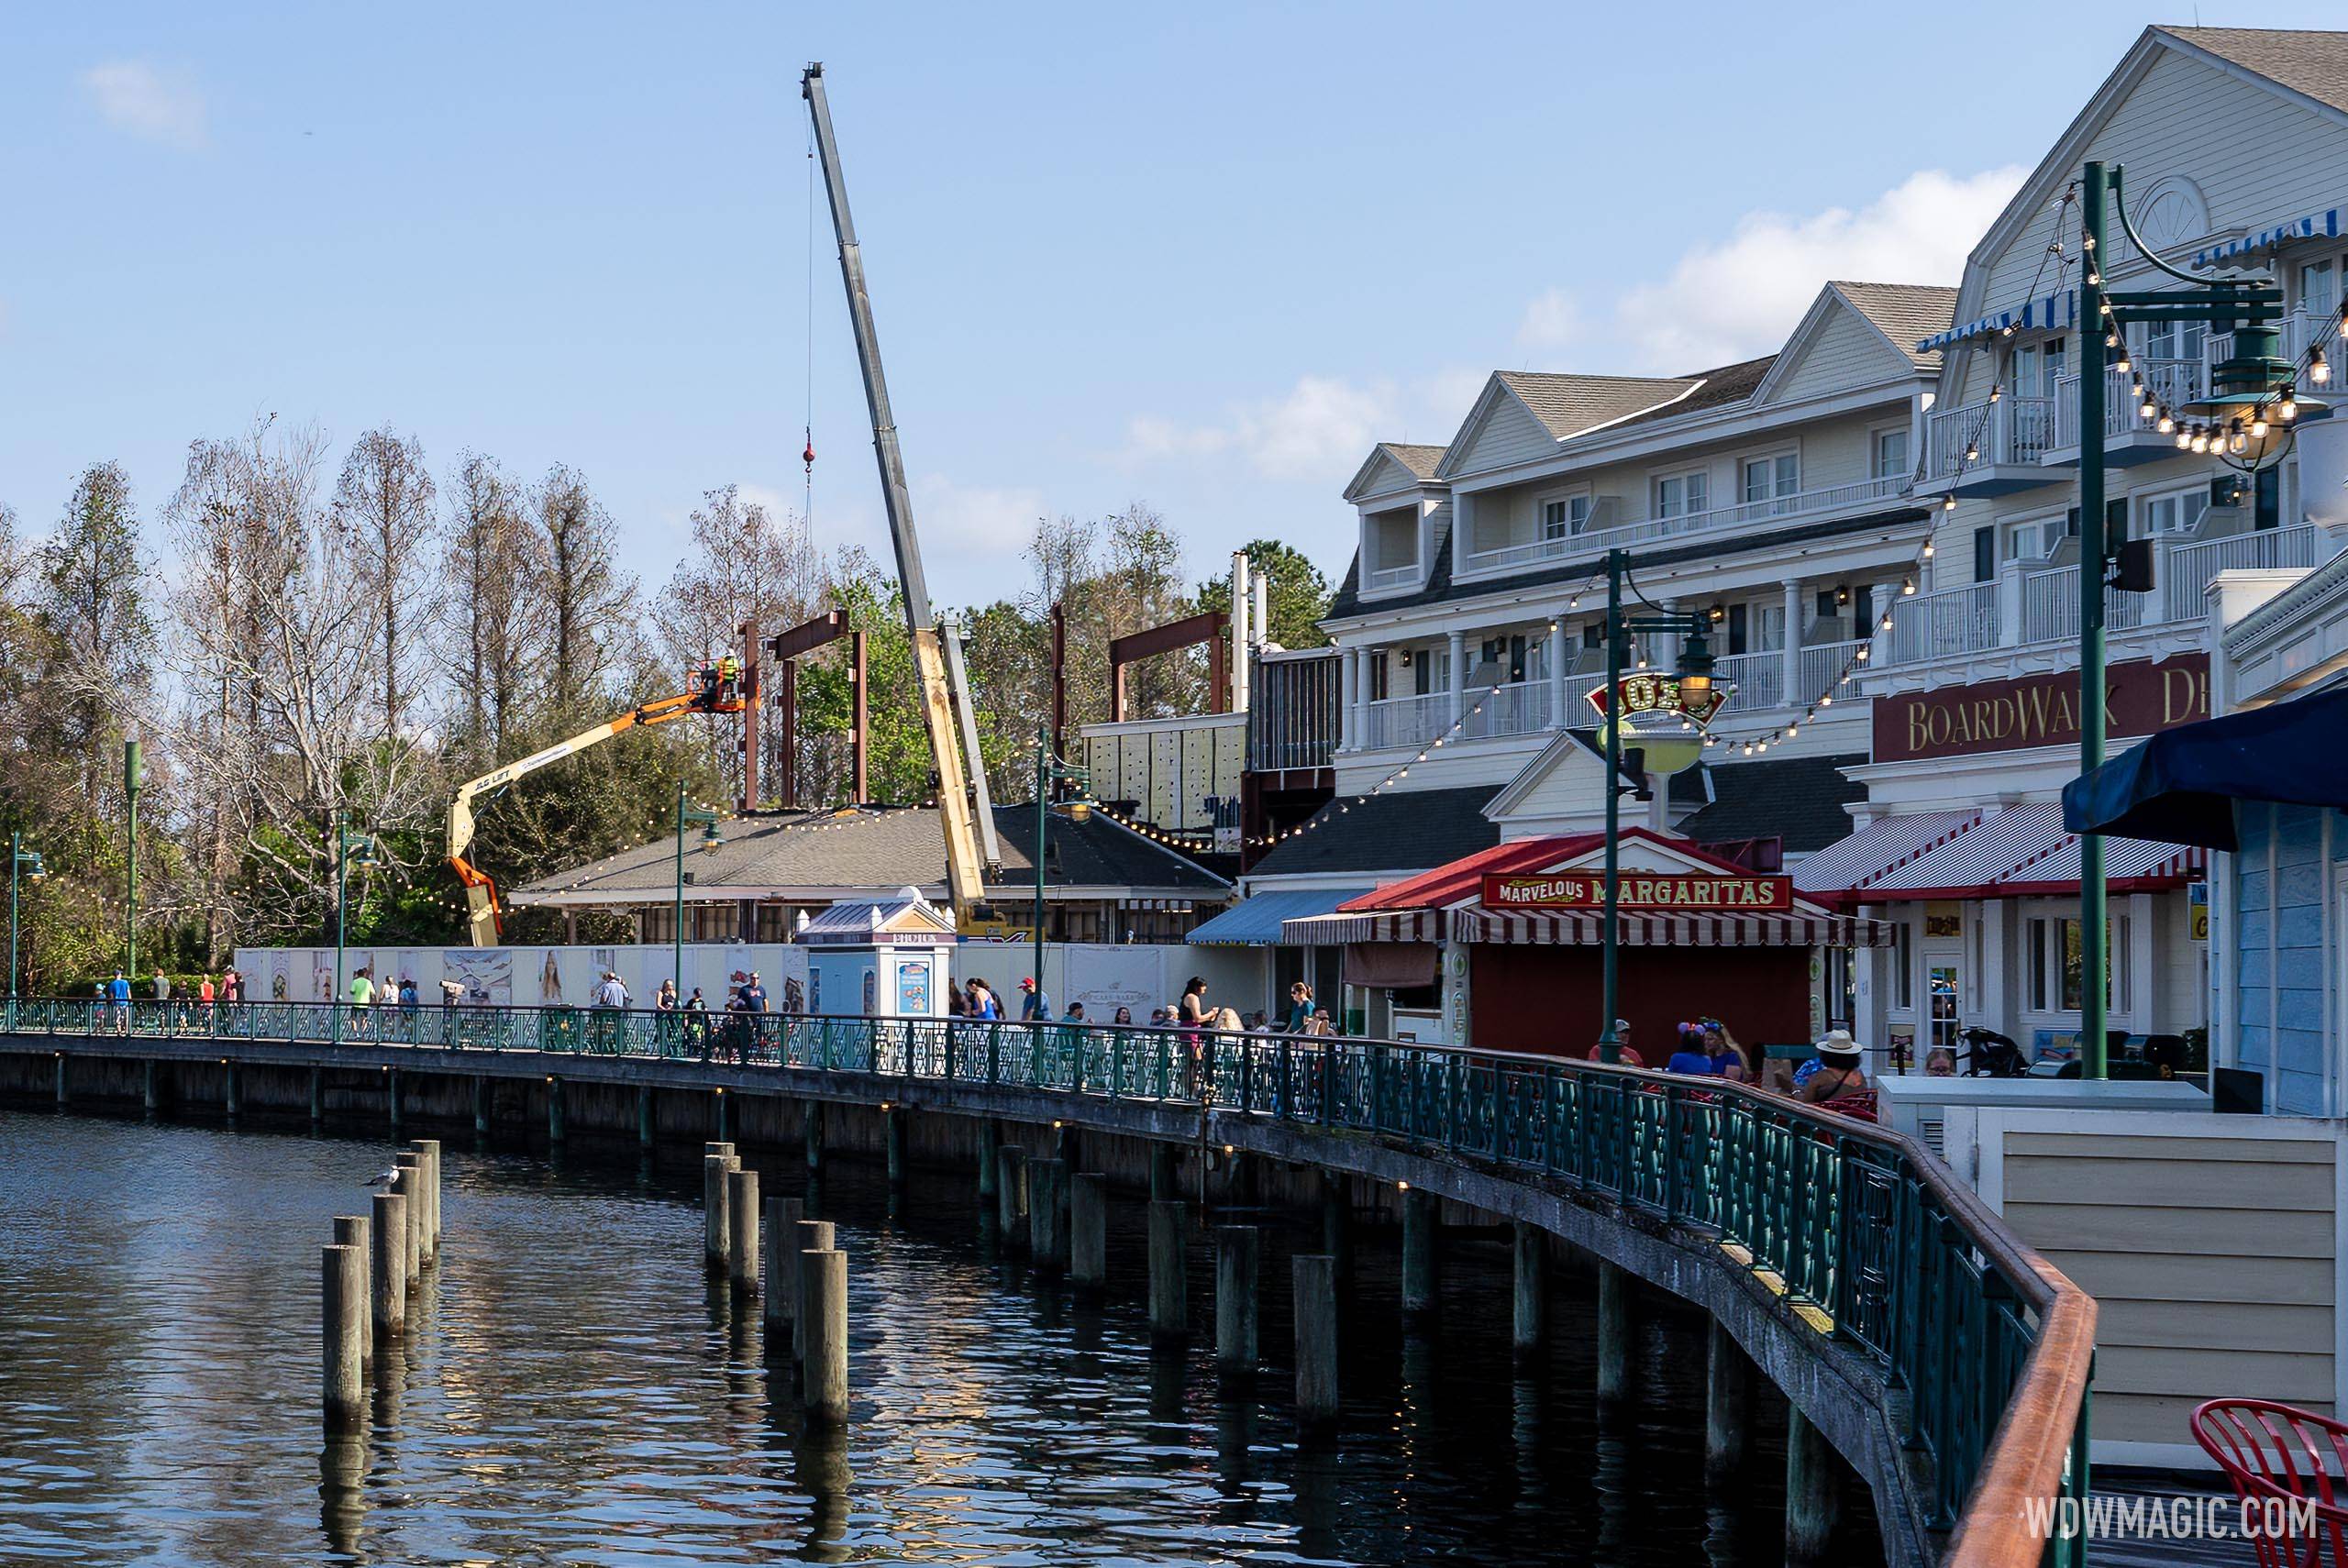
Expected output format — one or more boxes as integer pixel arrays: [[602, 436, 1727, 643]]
[[802, 62, 995, 920]]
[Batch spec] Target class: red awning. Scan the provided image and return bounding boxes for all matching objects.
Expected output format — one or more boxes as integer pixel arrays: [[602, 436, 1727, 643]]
[[1793, 809, 1985, 904], [1856, 801, 2204, 900], [1334, 834, 1602, 913], [1452, 908, 1897, 947]]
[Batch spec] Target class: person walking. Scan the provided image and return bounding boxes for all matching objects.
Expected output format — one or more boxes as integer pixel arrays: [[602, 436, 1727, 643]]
[[197, 972, 216, 1024], [1018, 976, 1050, 1021], [108, 969, 130, 1033], [1282, 981, 1313, 1033], [683, 986, 709, 1061]]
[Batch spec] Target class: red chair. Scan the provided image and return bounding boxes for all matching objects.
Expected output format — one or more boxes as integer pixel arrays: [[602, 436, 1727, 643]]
[[2192, 1398, 2348, 1566]]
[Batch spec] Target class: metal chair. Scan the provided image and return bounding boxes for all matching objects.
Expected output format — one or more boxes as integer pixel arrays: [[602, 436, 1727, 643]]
[[2191, 1398, 2348, 1566]]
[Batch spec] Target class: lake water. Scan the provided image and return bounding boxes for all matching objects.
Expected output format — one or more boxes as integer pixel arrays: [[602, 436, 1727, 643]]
[[0, 1107, 1881, 1565]]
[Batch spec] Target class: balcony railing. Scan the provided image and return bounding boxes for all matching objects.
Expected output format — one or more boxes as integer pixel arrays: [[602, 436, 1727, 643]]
[[2163, 523, 2325, 622], [1360, 691, 1447, 751], [1922, 396, 2056, 480], [2052, 359, 2204, 448], [1887, 581, 1999, 664], [1459, 679, 1552, 740], [1456, 474, 1911, 578], [1715, 651, 1782, 713], [1366, 560, 1423, 592], [2021, 566, 2148, 645], [1798, 638, 1869, 702]]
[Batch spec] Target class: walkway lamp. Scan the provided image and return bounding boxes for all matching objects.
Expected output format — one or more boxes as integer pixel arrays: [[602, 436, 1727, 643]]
[[672, 780, 724, 996], [9, 832, 45, 1010], [1596, 547, 1719, 1063], [332, 812, 381, 1043], [2072, 160, 2325, 1077]]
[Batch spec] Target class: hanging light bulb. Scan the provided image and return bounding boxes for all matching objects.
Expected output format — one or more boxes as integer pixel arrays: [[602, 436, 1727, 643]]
[[2175, 425, 2193, 451], [2157, 408, 2176, 435], [1963, 438, 1979, 463], [1784, 724, 1798, 739], [2117, 348, 2133, 376], [1943, 492, 1957, 512], [2280, 389, 2300, 422], [1922, 541, 1935, 558], [1820, 693, 1833, 707], [2191, 427, 2211, 455], [1988, 381, 2003, 404], [2139, 394, 2158, 421], [2230, 419, 2249, 456], [2252, 414, 2270, 440], [1855, 646, 1869, 663], [1900, 578, 1917, 596], [2311, 348, 2331, 386], [1878, 612, 1893, 631]]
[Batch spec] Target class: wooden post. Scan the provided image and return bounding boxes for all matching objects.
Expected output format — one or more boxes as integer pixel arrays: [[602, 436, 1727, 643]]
[[704, 1153, 740, 1273], [1292, 1253, 1339, 1425], [1027, 1158, 1067, 1273], [637, 1087, 655, 1152], [705, 1141, 737, 1158], [715, 1088, 733, 1146], [546, 1076, 564, 1143], [472, 1076, 489, 1136], [224, 1062, 241, 1120], [332, 1215, 371, 1368], [779, 656, 798, 807], [728, 1168, 760, 1296], [309, 1066, 324, 1124], [1400, 1187, 1437, 1324], [1147, 1199, 1187, 1342], [415, 1140, 442, 1261], [804, 1100, 824, 1173], [1214, 1226, 1259, 1376], [977, 1119, 999, 1203], [1706, 1318, 1755, 1485], [995, 1146, 1027, 1247], [1512, 1221, 1545, 1358], [800, 1248, 849, 1424], [792, 1220, 835, 1364], [393, 1154, 423, 1286], [53, 1051, 67, 1109], [885, 1107, 906, 1188], [1148, 1143, 1176, 1201], [387, 1067, 403, 1136], [849, 630, 869, 802], [142, 1058, 160, 1117], [1069, 1172, 1107, 1290], [1597, 1260, 1632, 1408], [371, 1190, 407, 1338], [323, 1243, 366, 1431], [764, 1195, 804, 1331], [1786, 1407, 1841, 1562]]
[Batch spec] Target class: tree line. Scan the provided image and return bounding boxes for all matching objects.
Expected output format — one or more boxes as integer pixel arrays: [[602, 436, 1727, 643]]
[[0, 421, 1331, 989]]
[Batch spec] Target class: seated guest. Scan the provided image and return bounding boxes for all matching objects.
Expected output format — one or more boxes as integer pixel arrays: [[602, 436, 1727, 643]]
[[1798, 1030, 1870, 1107], [1665, 1023, 1719, 1077]]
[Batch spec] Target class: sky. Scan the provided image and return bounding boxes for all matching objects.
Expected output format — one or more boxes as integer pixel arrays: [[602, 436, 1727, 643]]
[[6, 2, 2343, 623]]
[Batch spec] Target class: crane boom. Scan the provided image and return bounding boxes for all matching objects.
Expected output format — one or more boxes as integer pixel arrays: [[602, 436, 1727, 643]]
[[802, 61, 992, 922]]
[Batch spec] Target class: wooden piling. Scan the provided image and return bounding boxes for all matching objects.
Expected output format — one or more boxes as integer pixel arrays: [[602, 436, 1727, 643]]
[[1785, 1406, 1841, 1562], [704, 1154, 740, 1273], [705, 1141, 736, 1159], [800, 1248, 849, 1425], [142, 1058, 160, 1117], [1319, 1170, 1349, 1279], [1069, 1172, 1107, 1290], [1027, 1159, 1068, 1273], [415, 1140, 442, 1261], [1400, 1187, 1437, 1323], [803, 1100, 824, 1172], [224, 1063, 241, 1120], [332, 1215, 371, 1368], [1596, 1260, 1632, 1408], [1214, 1225, 1259, 1376], [472, 1076, 490, 1136], [1706, 1317, 1755, 1485], [728, 1168, 760, 1296], [309, 1066, 325, 1124], [995, 1146, 1027, 1247], [763, 1196, 804, 1331], [371, 1190, 407, 1338], [323, 1243, 366, 1430], [1148, 1143, 1176, 1201], [885, 1108, 906, 1188], [715, 1088, 734, 1146], [546, 1076, 564, 1143], [53, 1052, 67, 1108], [1293, 1253, 1339, 1425], [1512, 1222, 1545, 1358], [977, 1119, 1000, 1202], [1147, 1199, 1187, 1342], [393, 1153, 423, 1286], [388, 1068, 403, 1136], [637, 1087, 655, 1152], [792, 1220, 836, 1363]]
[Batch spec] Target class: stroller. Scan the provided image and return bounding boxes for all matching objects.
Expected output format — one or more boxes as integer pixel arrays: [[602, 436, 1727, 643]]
[[1955, 1025, 2029, 1078]]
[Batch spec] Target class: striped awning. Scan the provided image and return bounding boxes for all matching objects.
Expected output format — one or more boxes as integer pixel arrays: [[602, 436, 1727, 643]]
[[1186, 887, 1368, 946], [1451, 908, 1896, 948], [1855, 800, 2203, 900], [1916, 288, 2078, 353], [2194, 208, 2342, 271], [1279, 908, 1443, 945], [1794, 809, 1985, 902]]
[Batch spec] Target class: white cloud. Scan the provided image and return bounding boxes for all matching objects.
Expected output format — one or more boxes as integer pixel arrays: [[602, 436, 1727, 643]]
[[913, 473, 1045, 556], [1126, 373, 1401, 480], [81, 59, 207, 149], [1518, 165, 2027, 370]]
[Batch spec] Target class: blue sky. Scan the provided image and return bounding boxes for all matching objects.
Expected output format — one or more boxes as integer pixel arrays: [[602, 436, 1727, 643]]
[[5, 3, 2341, 613]]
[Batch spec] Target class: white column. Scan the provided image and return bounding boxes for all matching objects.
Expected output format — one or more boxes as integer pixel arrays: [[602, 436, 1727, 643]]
[[1547, 620, 1567, 730], [1871, 579, 1901, 666], [1229, 553, 1251, 712], [1651, 598, 1678, 674], [1338, 645, 1358, 752], [1998, 555, 2027, 647], [1354, 646, 1375, 745], [1780, 579, 1803, 710], [1445, 629, 1467, 728]]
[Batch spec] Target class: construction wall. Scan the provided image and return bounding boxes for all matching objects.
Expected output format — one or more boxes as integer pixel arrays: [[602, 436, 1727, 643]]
[[1080, 712, 1245, 831]]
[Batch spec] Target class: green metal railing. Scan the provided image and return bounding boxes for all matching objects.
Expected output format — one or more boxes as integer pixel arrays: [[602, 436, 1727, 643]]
[[11, 998, 2091, 1564]]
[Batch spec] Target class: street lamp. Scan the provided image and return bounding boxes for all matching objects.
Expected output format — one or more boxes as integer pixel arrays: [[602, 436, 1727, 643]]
[[9, 832, 45, 1010], [1032, 726, 1091, 1015], [2071, 160, 2326, 1078], [672, 780, 724, 996], [333, 812, 381, 1042], [1595, 547, 1718, 1063]]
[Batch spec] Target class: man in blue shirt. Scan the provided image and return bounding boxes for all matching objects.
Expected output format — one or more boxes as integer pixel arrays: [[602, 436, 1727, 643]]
[[108, 970, 130, 1033], [1019, 977, 1050, 1020]]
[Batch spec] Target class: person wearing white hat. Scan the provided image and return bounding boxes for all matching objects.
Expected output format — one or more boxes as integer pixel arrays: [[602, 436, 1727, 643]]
[[1798, 1029, 1869, 1107]]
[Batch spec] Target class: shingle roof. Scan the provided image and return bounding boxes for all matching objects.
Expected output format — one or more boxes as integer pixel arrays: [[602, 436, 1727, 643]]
[[1247, 784, 1501, 879], [514, 803, 1228, 903], [1381, 442, 1446, 480], [2160, 27, 2348, 116], [1833, 282, 1959, 370], [1494, 370, 1701, 440], [1604, 355, 1779, 434], [1677, 753, 1867, 856]]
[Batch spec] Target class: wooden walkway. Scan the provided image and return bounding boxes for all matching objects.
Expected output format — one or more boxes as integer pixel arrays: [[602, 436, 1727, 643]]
[[2088, 1474, 2265, 1568]]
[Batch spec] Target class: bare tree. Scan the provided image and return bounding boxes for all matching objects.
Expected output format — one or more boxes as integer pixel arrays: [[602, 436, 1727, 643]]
[[532, 464, 636, 717], [441, 452, 545, 755], [332, 427, 438, 739]]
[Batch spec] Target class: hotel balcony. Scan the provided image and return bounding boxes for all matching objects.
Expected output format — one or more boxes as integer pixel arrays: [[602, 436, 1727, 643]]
[[1450, 474, 1913, 585], [1919, 396, 2057, 497], [2043, 359, 2207, 467]]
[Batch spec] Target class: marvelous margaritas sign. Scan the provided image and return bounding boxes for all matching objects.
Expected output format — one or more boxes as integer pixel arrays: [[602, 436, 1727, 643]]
[[1481, 872, 1793, 911]]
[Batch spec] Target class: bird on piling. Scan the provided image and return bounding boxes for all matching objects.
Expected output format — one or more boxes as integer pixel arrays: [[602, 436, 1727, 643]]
[[363, 1166, 400, 1189]]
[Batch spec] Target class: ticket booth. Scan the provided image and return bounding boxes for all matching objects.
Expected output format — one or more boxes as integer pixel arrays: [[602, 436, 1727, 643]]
[[797, 886, 955, 1018]]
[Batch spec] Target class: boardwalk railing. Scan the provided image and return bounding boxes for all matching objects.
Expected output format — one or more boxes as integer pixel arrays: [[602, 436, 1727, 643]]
[[11, 998, 2091, 1566]]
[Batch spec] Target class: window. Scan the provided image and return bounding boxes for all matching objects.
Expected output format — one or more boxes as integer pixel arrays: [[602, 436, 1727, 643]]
[[1539, 493, 1591, 540], [2144, 318, 2205, 363], [1580, 623, 1604, 651], [1754, 603, 1787, 653], [2005, 512, 2068, 561], [1655, 469, 1710, 519], [2014, 337, 2066, 398], [1974, 525, 1997, 583], [1725, 603, 1748, 656], [2035, 915, 2127, 1012], [1741, 453, 1799, 512], [2300, 257, 2338, 323], [2142, 487, 2210, 536], [1873, 428, 1910, 481]]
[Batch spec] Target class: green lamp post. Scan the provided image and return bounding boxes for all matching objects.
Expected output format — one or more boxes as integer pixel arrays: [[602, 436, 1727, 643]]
[[1596, 547, 1719, 1064], [332, 812, 381, 1043], [1030, 726, 1091, 1018], [9, 832, 46, 1010], [672, 780, 724, 995]]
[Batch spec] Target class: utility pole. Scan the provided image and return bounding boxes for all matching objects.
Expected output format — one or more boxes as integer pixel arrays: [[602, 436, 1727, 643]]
[[2078, 161, 2110, 1082], [124, 739, 141, 977]]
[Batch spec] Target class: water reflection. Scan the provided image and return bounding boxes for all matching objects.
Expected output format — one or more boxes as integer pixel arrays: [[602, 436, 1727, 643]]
[[0, 1108, 1871, 1566]]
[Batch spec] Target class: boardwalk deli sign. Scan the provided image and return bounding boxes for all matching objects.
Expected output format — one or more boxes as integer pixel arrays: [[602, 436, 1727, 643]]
[[1481, 872, 1793, 911], [1872, 654, 2210, 764]]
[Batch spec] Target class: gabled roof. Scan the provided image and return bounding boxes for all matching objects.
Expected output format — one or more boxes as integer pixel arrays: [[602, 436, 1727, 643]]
[[1381, 441, 1446, 480], [1495, 370, 1703, 440], [2159, 27, 2348, 117], [1830, 282, 1959, 370], [1246, 783, 1501, 878], [1336, 826, 1768, 911], [1344, 441, 1449, 503], [1677, 753, 1869, 855]]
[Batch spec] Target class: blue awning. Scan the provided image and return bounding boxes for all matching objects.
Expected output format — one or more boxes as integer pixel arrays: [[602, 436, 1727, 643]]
[[2194, 208, 2342, 271], [2061, 687, 2348, 852], [1917, 288, 2078, 353], [1187, 886, 1370, 946]]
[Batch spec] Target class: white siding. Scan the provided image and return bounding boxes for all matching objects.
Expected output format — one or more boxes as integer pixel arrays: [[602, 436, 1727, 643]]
[[1352, 451, 1418, 503], [1453, 391, 1559, 475], [1770, 304, 1911, 403]]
